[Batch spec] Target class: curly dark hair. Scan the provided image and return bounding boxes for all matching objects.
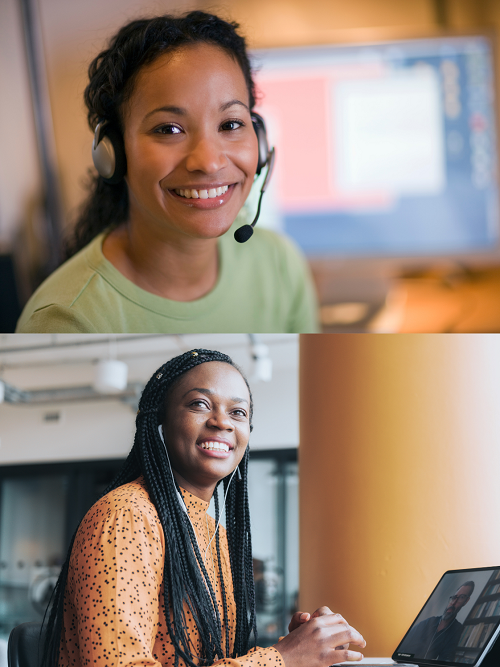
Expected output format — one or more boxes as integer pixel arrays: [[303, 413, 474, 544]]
[[42, 349, 257, 667], [66, 11, 257, 258]]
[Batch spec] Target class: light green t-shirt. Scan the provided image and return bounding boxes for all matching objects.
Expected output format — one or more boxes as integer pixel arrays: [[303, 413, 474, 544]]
[[16, 225, 319, 333]]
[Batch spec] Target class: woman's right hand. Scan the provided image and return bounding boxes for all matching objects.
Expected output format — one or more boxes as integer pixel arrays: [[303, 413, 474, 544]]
[[273, 611, 366, 667]]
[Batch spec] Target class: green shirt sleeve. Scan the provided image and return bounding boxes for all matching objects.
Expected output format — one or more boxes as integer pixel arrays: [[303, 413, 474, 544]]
[[16, 304, 99, 333]]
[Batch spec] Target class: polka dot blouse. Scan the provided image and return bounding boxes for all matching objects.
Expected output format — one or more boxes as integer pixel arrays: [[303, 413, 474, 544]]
[[59, 477, 284, 667]]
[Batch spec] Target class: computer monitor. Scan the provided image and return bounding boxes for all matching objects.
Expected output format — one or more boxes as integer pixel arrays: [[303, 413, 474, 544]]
[[252, 32, 499, 267]]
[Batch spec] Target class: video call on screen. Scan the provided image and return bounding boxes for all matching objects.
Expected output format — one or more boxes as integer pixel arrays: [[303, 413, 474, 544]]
[[395, 568, 500, 665]]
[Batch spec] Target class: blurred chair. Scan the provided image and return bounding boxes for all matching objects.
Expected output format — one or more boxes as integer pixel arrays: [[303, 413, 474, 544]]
[[7, 623, 44, 667], [0, 254, 22, 332]]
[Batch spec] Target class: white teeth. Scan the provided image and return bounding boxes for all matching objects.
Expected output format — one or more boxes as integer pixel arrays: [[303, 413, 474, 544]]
[[175, 185, 229, 199], [201, 441, 229, 452]]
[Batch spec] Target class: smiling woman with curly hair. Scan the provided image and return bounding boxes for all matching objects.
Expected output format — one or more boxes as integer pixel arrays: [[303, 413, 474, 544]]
[[16, 12, 319, 334]]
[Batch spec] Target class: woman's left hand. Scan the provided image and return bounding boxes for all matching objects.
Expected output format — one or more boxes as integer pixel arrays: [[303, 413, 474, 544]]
[[288, 606, 348, 650]]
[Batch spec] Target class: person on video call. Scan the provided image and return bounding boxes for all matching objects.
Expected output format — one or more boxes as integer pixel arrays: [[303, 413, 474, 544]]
[[16, 11, 319, 334], [401, 581, 475, 661]]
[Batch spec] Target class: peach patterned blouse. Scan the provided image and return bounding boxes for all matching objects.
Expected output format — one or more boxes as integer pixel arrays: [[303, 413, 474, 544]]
[[60, 477, 284, 667]]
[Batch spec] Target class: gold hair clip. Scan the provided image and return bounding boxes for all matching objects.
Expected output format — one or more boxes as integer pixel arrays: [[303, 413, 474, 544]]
[[156, 373, 163, 379], [192, 351, 198, 357]]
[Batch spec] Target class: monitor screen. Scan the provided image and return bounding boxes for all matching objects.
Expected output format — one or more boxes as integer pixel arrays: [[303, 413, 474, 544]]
[[393, 567, 500, 666], [252, 34, 499, 259]]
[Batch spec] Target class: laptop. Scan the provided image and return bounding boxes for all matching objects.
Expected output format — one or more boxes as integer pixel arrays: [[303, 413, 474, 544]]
[[343, 567, 500, 667]]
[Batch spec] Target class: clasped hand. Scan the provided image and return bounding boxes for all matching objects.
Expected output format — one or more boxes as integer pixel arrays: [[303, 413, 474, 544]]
[[273, 606, 366, 667]]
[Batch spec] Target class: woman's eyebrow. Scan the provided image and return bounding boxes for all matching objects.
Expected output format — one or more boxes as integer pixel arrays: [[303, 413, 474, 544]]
[[220, 99, 249, 112], [143, 105, 186, 120], [144, 100, 248, 122], [183, 387, 248, 404], [183, 387, 213, 397]]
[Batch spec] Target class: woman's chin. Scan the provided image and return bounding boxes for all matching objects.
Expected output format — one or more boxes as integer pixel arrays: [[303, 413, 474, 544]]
[[180, 216, 238, 241]]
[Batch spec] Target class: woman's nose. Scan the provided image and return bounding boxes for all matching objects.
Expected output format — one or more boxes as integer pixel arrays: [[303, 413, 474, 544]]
[[207, 409, 233, 430], [185, 134, 228, 174]]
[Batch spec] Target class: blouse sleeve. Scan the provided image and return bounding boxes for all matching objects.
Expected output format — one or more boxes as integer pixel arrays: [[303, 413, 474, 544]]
[[66, 501, 284, 667], [215, 646, 284, 666], [68, 504, 165, 667]]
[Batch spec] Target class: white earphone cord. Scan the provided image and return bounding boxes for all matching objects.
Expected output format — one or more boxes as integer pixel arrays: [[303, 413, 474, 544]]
[[157, 425, 238, 562]]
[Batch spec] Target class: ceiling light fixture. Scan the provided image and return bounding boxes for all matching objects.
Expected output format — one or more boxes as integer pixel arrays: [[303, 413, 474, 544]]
[[249, 334, 272, 383], [93, 337, 128, 394]]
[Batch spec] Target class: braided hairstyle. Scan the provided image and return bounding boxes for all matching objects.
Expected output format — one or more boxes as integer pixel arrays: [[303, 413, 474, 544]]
[[42, 349, 257, 667], [66, 11, 256, 258]]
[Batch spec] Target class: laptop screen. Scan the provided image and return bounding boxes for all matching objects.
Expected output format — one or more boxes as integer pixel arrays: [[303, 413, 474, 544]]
[[393, 567, 500, 666]]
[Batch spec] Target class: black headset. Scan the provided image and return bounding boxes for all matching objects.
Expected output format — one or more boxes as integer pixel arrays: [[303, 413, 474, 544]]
[[91, 112, 275, 243], [91, 112, 271, 183]]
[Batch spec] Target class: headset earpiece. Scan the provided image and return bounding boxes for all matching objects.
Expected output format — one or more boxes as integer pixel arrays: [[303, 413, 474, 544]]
[[91, 121, 127, 184], [251, 112, 270, 176]]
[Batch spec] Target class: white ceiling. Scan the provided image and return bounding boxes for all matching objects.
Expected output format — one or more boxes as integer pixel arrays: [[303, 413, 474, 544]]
[[0, 334, 298, 389]]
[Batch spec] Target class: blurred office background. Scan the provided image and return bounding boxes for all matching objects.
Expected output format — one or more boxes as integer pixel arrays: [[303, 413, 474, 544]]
[[2, 333, 500, 660], [4, 0, 500, 332]]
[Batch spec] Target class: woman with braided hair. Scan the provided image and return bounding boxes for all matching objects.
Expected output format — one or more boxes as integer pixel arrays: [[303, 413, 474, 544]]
[[43, 349, 365, 667], [16, 11, 319, 334]]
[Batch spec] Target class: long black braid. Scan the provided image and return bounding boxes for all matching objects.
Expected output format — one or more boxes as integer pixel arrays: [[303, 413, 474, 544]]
[[42, 349, 257, 667]]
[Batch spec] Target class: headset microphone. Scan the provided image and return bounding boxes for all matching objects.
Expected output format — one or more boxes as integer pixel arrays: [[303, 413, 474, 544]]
[[234, 147, 276, 244]]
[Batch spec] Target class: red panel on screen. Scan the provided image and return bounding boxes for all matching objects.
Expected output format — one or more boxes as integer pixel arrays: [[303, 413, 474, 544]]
[[255, 77, 331, 210], [256, 64, 393, 213]]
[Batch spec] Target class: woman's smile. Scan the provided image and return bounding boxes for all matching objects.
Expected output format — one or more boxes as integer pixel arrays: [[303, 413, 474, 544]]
[[167, 183, 236, 209], [197, 437, 233, 456], [174, 185, 229, 200]]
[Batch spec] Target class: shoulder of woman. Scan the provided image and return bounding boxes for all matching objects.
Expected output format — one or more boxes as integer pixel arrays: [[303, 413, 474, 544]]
[[70, 479, 165, 577], [246, 228, 320, 332], [16, 235, 105, 332], [80, 478, 162, 534]]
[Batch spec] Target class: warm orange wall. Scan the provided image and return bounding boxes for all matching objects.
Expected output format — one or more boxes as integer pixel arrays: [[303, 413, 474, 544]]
[[210, 0, 434, 47], [299, 334, 500, 656]]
